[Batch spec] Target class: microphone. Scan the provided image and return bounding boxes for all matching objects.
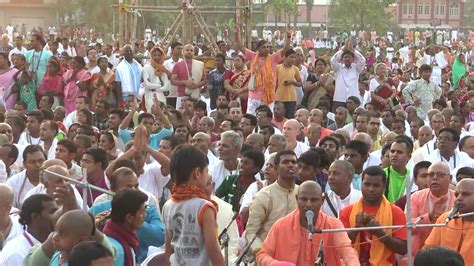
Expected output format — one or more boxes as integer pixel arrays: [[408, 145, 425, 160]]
[[445, 204, 460, 224], [306, 210, 315, 235]]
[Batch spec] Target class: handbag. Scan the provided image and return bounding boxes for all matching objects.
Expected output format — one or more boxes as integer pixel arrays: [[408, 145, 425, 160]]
[[184, 61, 200, 100]]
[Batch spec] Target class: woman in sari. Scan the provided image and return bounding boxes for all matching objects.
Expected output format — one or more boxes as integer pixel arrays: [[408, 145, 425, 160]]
[[37, 57, 64, 107], [0, 52, 18, 110], [91, 57, 116, 109], [224, 54, 250, 112], [369, 63, 397, 112], [143, 46, 170, 112], [63, 56, 91, 115], [302, 58, 334, 111]]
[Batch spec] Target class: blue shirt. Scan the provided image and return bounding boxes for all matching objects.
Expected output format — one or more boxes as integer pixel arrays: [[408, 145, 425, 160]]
[[118, 127, 173, 150], [115, 60, 142, 97], [89, 200, 165, 263], [107, 237, 136, 266], [352, 173, 362, 191]]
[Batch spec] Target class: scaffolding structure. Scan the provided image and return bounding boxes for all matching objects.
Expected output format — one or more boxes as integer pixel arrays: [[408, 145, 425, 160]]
[[113, 0, 255, 51]]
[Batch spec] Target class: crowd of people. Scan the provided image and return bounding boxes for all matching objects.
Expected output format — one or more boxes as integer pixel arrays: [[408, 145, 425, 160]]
[[0, 20, 473, 266]]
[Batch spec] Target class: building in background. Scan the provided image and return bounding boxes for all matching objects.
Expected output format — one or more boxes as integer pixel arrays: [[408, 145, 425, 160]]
[[0, 0, 58, 32], [395, 0, 466, 28]]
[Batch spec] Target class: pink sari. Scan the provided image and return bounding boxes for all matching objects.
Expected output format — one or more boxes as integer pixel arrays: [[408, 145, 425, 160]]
[[0, 68, 19, 110], [63, 69, 91, 114]]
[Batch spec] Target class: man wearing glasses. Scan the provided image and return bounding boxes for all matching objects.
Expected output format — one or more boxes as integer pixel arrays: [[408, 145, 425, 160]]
[[427, 127, 471, 175], [405, 162, 455, 260]]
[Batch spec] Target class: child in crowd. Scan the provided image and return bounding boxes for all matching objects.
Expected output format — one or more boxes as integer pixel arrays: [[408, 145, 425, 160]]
[[162, 145, 224, 265]]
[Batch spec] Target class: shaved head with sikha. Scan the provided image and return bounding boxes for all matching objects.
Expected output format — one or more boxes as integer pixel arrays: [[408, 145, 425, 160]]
[[53, 209, 95, 252]]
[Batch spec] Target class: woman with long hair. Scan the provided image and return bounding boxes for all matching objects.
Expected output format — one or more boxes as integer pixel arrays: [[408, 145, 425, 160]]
[[63, 56, 91, 115], [0, 52, 18, 109], [37, 57, 64, 107], [143, 46, 170, 111], [91, 57, 116, 109], [224, 54, 250, 112]]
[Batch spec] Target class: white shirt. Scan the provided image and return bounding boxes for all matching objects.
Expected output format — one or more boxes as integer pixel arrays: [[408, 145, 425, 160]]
[[212, 195, 239, 264], [138, 162, 170, 201], [363, 153, 381, 169], [6, 170, 36, 208], [88, 65, 100, 75], [1, 213, 22, 251], [164, 57, 182, 98], [24, 183, 85, 210], [330, 50, 366, 103], [239, 180, 268, 213], [8, 47, 27, 63], [207, 150, 218, 168], [143, 64, 171, 104], [210, 160, 240, 190], [41, 138, 58, 160], [13, 144, 25, 168], [0, 229, 39, 265], [17, 132, 42, 146], [293, 141, 310, 158], [321, 188, 362, 217], [63, 110, 78, 129], [0, 160, 7, 183], [426, 150, 471, 174]]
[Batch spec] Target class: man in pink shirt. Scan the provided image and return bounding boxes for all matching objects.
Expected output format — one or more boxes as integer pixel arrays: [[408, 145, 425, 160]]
[[232, 24, 291, 115], [406, 161, 455, 260], [257, 180, 360, 266]]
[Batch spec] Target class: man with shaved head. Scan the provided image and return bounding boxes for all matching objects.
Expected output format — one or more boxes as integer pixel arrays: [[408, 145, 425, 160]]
[[412, 126, 435, 163], [406, 162, 456, 259], [354, 132, 382, 168], [170, 43, 206, 109], [192, 132, 217, 166], [294, 108, 309, 131], [24, 164, 84, 210], [257, 180, 359, 265], [246, 133, 265, 153], [0, 184, 23, 250], [282, 119, 309, 157], [425, 178, 474, 265], [308, 108, 333, 139], [322, 161, 362, 218], [26, 209, 113, 265]]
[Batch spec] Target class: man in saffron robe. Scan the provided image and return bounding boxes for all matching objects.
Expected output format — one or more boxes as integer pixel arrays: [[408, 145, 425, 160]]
[[257, 180, 360, 266], [424, 178, 474, 265]]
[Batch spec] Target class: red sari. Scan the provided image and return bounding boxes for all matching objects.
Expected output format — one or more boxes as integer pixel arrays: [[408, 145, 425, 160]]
[[228, 69, 250, 112]]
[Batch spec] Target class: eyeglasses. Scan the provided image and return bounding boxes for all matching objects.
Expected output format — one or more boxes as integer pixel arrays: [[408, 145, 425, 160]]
[[427, 172, 449, 178]]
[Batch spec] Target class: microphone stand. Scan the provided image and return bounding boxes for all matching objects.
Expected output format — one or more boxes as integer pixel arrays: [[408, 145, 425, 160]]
[[314, 239, 324, 266], [42, 169, 114, 209], [236, 230, 261, 266], [219, 213, 238, 266]]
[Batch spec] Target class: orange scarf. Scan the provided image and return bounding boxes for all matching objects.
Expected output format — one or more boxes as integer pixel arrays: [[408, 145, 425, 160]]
[[349, 196, 393, 266], [250, 53, 274, 104], [149, 46, 170, 77], [171, 184, 218, 211]]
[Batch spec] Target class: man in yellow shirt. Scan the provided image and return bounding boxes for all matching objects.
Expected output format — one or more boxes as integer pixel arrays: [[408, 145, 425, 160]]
[[274, 48, 302, 119]]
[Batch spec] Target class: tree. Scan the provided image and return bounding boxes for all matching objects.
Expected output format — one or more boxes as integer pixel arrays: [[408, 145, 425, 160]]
[[465, 0, 474, 27], [329, 0, 396, 33], [306, 0, 313, 35], [263, 0, 284, 27]]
